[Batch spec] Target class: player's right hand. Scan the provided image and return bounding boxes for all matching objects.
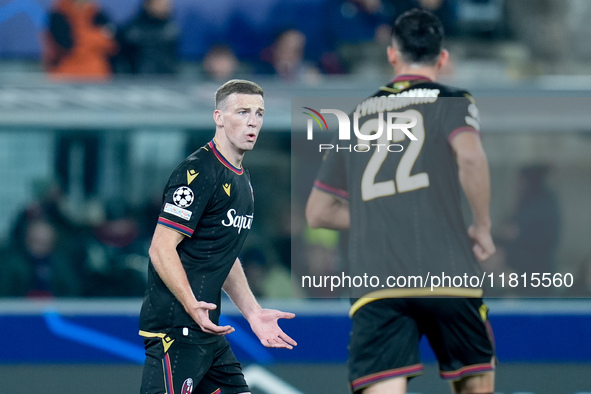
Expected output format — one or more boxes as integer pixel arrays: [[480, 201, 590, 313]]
[[187, 301, 235, 335], [468, 224, 496, 262]]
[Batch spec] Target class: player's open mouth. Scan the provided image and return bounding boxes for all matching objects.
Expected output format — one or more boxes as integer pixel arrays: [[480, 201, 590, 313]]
[[246, 133, 257, 141]]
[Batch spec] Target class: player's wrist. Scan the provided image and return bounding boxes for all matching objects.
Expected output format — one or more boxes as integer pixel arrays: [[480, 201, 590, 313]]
[[242, 304, 263, 321], [472, 219, 491, 230], [183, 296, 204, 313]]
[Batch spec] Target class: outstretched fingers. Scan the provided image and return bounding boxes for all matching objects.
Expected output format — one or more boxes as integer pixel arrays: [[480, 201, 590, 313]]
[[278, 331, 297, 348], [263, 334, 295, 349], [191, 301, 235, 335], [201, 320, 235, 335], [265, 310, 297, 349], [277, 311, 296, 320]]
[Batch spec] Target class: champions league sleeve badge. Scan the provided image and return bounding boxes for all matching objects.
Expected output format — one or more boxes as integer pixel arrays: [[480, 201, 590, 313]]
[[173, 186, 194, 208]]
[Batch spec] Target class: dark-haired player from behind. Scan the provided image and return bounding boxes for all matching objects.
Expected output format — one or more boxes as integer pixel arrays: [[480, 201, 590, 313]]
[[306, 9, 495, 394], [139, 79, 296, 394]]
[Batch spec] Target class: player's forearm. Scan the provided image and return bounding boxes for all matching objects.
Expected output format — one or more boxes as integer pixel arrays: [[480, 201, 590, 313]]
[[149, 242, 199, 311], [222, 259, 261, 320], [457, 147, 492, 229], [306, 188, 350, 230]]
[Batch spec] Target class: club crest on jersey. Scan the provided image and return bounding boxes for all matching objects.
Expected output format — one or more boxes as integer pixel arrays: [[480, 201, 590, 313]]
[[221, 209, 253, 234], [173, 186, 194, 208], [181, 378, 193, 394]]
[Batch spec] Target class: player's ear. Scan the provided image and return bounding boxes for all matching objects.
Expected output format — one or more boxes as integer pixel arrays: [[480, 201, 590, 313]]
[[387, 45, 398, 67], [213, 109, 223, 127], [437, 49, 449, 70]]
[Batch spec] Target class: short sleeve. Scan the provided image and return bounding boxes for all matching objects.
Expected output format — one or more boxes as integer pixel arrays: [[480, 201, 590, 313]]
[[313, 134, 349, 201], [444, 93, 481, 143], [157, 160, 215, 237]]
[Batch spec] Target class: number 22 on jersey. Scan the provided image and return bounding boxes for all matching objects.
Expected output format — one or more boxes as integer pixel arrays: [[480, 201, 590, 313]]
[[360, 109, 429, 201]]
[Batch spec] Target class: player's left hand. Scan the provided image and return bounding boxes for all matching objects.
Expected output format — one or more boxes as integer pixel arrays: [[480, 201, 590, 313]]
[[248, 309, 297, 349]]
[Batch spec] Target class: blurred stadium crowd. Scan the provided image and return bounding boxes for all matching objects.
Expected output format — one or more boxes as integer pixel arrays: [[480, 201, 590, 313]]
[[4, 0, 591, 80], [1, 0, 591, 299]]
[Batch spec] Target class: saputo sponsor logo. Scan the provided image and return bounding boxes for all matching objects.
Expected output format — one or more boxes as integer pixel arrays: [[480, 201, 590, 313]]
[[221, 209, 253, 234]]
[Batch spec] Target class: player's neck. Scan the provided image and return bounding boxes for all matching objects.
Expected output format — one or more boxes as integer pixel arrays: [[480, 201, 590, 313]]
[[394, 64, 439, 82], [212, 135, 244, 169]]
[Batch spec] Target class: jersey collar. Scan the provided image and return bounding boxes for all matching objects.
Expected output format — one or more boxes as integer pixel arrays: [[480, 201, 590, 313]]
[[381, 75, 433, 94], [208, 140, 244, 175], [392, 74, 433, 83]]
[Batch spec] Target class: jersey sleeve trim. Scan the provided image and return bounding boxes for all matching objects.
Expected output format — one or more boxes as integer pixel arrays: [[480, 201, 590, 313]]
[[448, 126, 480, 143], [313, 180, 349, 200], [158, 217, 193, 237]]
